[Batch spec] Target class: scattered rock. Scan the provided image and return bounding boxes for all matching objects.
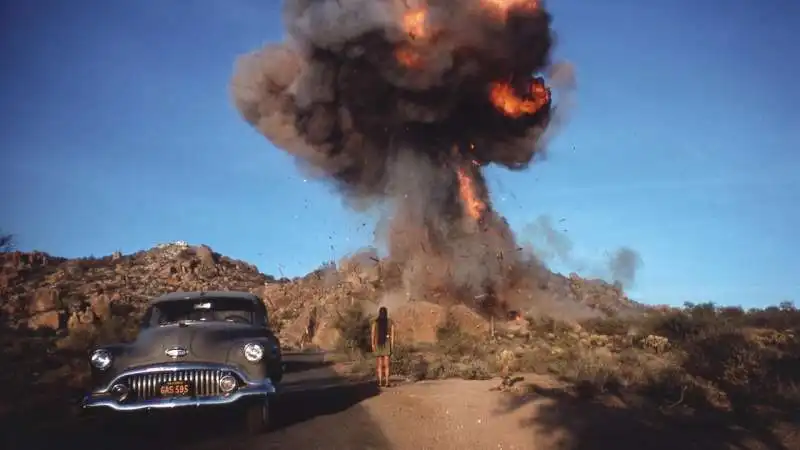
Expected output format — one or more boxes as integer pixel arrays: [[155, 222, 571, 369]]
[[28, 310, 60, 330], [0, 242, 275, 334], [1, 241, 642, 352], [30, 287, 60, 314]]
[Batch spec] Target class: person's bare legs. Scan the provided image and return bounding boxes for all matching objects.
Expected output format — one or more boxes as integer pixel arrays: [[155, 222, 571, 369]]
[[375, 356, 383, 386], [385, 356, 391, 387]]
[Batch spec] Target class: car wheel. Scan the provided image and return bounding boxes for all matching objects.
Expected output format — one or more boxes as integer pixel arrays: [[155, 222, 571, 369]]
[[244, 400, 271, 435]]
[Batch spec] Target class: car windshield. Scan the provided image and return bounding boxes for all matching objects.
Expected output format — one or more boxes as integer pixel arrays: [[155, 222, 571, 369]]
[[149, 298, 256, 325]]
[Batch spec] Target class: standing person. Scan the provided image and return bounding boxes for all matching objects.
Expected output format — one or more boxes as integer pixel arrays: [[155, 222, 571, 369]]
[[370, 306, 395, 387]]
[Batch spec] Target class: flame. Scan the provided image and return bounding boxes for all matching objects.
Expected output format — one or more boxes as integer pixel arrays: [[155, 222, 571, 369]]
[[488, 78, 550, 118], [395, 7, 429, 67], [506, 310, 522, 321], [481, 0, 540, 19], [402, 8, 428, 40], [395, 46, 423, 68], [455, 164, 485, 220]]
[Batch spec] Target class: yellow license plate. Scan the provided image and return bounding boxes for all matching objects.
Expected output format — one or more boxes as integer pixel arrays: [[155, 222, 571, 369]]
[[158, 380, 192, 397]]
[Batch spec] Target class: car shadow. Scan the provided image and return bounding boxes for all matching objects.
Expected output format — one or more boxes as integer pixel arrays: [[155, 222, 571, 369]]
[[282, 351, 334, 374], [271, 380, 380, 429]]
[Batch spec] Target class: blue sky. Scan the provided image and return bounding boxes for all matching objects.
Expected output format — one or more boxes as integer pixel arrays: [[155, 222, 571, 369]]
[[2, 0, 798, 308]]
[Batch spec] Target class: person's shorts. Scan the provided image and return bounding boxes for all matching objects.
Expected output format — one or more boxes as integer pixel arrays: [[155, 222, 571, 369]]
[[373, 344, 391, 357]]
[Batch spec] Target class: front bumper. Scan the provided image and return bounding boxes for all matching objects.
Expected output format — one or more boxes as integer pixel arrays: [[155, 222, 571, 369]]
[[81, 363, 276, 412]]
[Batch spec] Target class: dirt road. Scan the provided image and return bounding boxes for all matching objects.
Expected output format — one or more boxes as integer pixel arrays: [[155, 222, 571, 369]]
[[6, 352, 388, 450], [6, 353, 793, 450]]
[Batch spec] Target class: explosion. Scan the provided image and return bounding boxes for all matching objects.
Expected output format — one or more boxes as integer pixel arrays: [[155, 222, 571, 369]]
[[230, 0, 572, 315]]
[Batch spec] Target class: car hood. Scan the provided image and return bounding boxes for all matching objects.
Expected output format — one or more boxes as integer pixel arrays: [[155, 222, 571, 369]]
[[116, 322, 267, 369]]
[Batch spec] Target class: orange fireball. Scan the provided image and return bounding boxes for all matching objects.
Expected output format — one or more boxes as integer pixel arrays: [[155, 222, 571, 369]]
[[488, 79, 550, 118], [395, 46, 423, 68], [402, 8, 428, 40], [481, 0, 540, 21]]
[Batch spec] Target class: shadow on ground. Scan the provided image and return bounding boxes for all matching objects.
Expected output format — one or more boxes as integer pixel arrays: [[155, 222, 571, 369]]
[[498, 382, 799, 450], [2, 352, 389, 450], [282, 351, 335, 373]]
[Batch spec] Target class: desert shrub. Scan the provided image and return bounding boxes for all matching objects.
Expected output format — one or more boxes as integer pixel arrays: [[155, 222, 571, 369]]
[[436, 312, 480, 356], [628, 302, 800, 411], [331, 296, 800, 417], [644, 312, 695, 341], [679, 327, 800, 410], [581, 316, 630, 336], [332, 303, 372, 354], [527, 315, 573, 336], [747, 304, 800, 331], [516, 347, 555, 374], [424, 356, 493, 380], [559, 348, 623, 394], [436, 311, 461, 341], [345, 352, 376, 377], [390, 343, 421, 376], [57, 314, 140, 352]]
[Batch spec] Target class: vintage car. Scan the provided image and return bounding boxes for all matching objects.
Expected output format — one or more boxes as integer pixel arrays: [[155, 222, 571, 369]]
[[80, 290, 284, 433]]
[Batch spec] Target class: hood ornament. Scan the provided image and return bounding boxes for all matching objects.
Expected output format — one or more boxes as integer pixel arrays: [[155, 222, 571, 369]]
[[165, 346, 188, 358]]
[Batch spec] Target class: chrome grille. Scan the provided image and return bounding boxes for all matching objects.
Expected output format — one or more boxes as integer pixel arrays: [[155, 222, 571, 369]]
[[124, 369, 226, 401]]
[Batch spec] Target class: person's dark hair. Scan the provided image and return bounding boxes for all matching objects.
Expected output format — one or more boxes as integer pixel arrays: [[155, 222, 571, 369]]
[[376, 306, 389, 345]]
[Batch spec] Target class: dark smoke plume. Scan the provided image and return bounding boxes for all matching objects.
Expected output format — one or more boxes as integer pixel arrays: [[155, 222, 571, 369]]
[[607, 247, 643, 288], [231, 0, 573, 314]]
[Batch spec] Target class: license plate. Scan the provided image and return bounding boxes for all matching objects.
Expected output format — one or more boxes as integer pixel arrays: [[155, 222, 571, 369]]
[[158, 380, 193, 397]]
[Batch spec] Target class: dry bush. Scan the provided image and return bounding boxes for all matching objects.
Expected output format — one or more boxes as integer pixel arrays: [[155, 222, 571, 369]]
[[329, 292, 800, 417], [424, 357, 493, 380], [423, 312, 494, 379], [332, 303, 373, 355], [580, 316, 631, 336], [560, 302, 800, 411], [435, 311, 481, 355], [58, 315, 141, 352], [384, 301, 800, 415]]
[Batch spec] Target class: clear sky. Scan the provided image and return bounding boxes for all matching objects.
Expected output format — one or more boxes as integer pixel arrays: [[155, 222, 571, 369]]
[[2, 0, 798, 308]]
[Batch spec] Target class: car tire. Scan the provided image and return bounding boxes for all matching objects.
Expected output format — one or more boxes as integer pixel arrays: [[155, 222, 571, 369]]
[[244, 401, 271, 435]]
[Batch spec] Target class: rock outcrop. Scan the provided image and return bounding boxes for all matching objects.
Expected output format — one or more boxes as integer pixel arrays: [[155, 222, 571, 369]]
[[0, 243, 274, 337], [0, 243, 643, 350]]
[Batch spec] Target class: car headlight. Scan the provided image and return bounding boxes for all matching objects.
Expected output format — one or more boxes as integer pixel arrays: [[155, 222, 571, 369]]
[[243, 343, 264, 362], [90, 349, 113, 371]]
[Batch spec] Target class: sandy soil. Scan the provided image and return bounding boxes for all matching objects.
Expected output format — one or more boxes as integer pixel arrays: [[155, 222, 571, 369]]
[[10, 365, 793, 450], [362, 378, 548, 450]]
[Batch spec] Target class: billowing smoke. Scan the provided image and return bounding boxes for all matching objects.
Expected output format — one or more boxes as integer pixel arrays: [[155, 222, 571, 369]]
[[524, 214, 644, 288], [523, 215, 579, 268], [231, 0, 573, 314], [607, 247, 643, 288]]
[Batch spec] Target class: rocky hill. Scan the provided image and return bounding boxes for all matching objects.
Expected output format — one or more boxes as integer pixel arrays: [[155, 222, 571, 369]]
[[1, 242, 273, 334], [2, 242, 798, 449], [0, 242, 643, 348]]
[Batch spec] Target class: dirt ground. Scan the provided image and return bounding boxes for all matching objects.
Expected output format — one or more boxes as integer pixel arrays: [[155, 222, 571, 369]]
[[10, 368, 794, 450], [363, 378, 548, 450], [329, 372, 796, 450]]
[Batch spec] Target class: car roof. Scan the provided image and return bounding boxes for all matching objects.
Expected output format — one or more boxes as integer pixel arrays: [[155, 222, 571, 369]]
[[149, 290, 260, 305]]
